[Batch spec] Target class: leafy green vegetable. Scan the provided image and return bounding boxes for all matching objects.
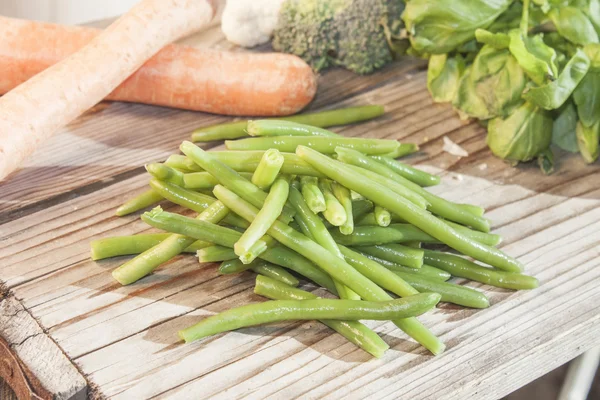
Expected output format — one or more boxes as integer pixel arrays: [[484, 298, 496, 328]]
[[471, 45, 527, 117], [475, 29, 510, 49], [427, 54, 466, 103], [402, 0, 514, 54], [573, 69, 600, 127], [548, 7, 599, 45], [575, 0, 600, 36], [551, 102, 579, 152], [487, 102, 553, 161], [523, 48, 591, 110], [576, 120, 600, 162], [537, 148, 555, 174], [453, 67, 494, 120], [508, 30, 558, 85]]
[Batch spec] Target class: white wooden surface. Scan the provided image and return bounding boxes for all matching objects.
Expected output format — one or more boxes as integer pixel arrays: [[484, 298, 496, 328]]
[[0, 23, 599, 400]]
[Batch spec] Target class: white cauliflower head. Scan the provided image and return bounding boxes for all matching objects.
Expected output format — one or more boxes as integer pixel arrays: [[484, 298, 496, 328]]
[[221, 0, 285, 47]]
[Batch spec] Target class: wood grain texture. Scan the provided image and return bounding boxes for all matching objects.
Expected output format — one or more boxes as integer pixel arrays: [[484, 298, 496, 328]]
[[1, 23, 600, 400]]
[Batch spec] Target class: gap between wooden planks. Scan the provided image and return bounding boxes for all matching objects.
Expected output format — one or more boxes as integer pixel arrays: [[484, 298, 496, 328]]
[[1, 22, 600, 400]]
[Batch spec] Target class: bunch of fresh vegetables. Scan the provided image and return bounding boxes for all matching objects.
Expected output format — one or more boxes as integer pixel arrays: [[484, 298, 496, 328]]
[[403, 0, 600, 171], [91, 105, 537, 358]]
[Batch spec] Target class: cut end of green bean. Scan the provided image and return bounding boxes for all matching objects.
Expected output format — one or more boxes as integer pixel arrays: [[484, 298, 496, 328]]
[[115, 189, 163, 217]]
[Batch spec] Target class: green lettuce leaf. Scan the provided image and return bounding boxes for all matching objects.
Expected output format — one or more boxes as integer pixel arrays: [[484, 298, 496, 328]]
[[402, 0, 514, 54], [573, 70, 600, 127], [523, 48, 590, 110], [576, 120, 600, 162], [487, 101, 553, 161], [548, 7, 599, 45], [427, 54, 466, 103], [509, 30, 558, 85], [475, 29, 511, 49], [551, 102, 579, 152], [452, 66, 495, 120]]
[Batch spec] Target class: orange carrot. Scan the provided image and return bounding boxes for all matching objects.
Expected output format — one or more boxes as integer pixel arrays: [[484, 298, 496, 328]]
[[0, 0, 217, 181], [0, 16, 318, 117]]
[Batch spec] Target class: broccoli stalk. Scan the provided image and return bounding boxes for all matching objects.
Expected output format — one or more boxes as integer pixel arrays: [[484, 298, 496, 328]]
[[272, 0, 405, 74]]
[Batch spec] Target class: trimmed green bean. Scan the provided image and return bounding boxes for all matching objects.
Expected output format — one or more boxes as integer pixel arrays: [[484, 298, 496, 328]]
[[190, 105, 385, 142], [339, 246, 419, 298], [423, 250, 538, 290], [179, 292, 441, 342], [168, 152, 322, 177], [90, 233, 211, 260], [247, 120, 339, 137], [180, 142, 295, 223], [298, 146, 522, 272], [300, 176, 326, 213], [330, 224, 437, 246], [357, 244, 424, 270], [235, 177, 289, 262], [213, 184, 445, 355], [332, 182, 354, 234], [335, 147, 490, 232], [149, 179, 214, 214], [355, 251, 451, 281], [346, 164, 429, 209], [456, 203, 486, 217], [378, 143, 420, 159], [374, 206, 391, 227], [251, 149, 284, 190], [226, 136, 401, 155], [112, 201, 229, 285], [319, 179, 347, 227], [251, 262, 299, 287], [219, 259, 253, 274], [197, 246, 237, 263], [146, 163, 185, 186], [370, 156, 440, 187], [288, 186, 359, 300], [115, 189, 163, 217], [183, 172, 253, 190], [254, 275, 389, 358], [394, 272, 490, 308]]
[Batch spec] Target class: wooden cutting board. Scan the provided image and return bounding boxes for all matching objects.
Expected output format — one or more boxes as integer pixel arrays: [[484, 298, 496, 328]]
[[1, 22, 599, 400]]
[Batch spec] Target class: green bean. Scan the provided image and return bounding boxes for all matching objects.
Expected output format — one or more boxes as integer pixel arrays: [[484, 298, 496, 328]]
[[394, 272, 490, 308], [168, 152, 322, 177], [259, 247, 338, 294], [330, 224, 437, 246], [339, 246, 419, 298], [355, 251, 451, 281], [319, 179, 347, 227], [219, 258, 253, 274], [456, 203, 486, 217], [423, 250, 538, 290], [373, 206, 391, 227], [357, 244, 424, 270], [146, 163, 185, 186], [331, 182, 354, 234], [179, 292, 441, 343], [251, 262, 300, 287], [165, 154, 200, 172], [345, 164, 429, 209], [442, 220, 501, 247], [212, 184, 445, 355], [254, 275, 389, 358], [300, 176, 326, 213], [404, 241, 422, 249], [183, 172, 253, 190], [115, 189, 163, 216], [90, 233, 211, 260], [197, 246, 238, 263], [335, 147, 490, 232], [369, 156, 440, 187], [352, 199, 374, 221], [225, 136, 401, 155], [190, 105, 385, 142], [112, 201, 230, 285], [288, 186, 359, 300], [247, 120, 339, 137], [180, 142, 295, 222], [235, 177, 289, 262], [298, 146, 522, 272], [251, 149, 284, 190], [378, 143, 420, 159], [148, 179, 215, 214]]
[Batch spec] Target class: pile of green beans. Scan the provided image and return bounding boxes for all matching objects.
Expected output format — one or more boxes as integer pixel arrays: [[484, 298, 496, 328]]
[[92, 105, 537, 359]]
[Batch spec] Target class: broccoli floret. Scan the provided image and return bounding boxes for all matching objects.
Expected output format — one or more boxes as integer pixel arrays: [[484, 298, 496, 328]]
[[272, 0, 405, 74]]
